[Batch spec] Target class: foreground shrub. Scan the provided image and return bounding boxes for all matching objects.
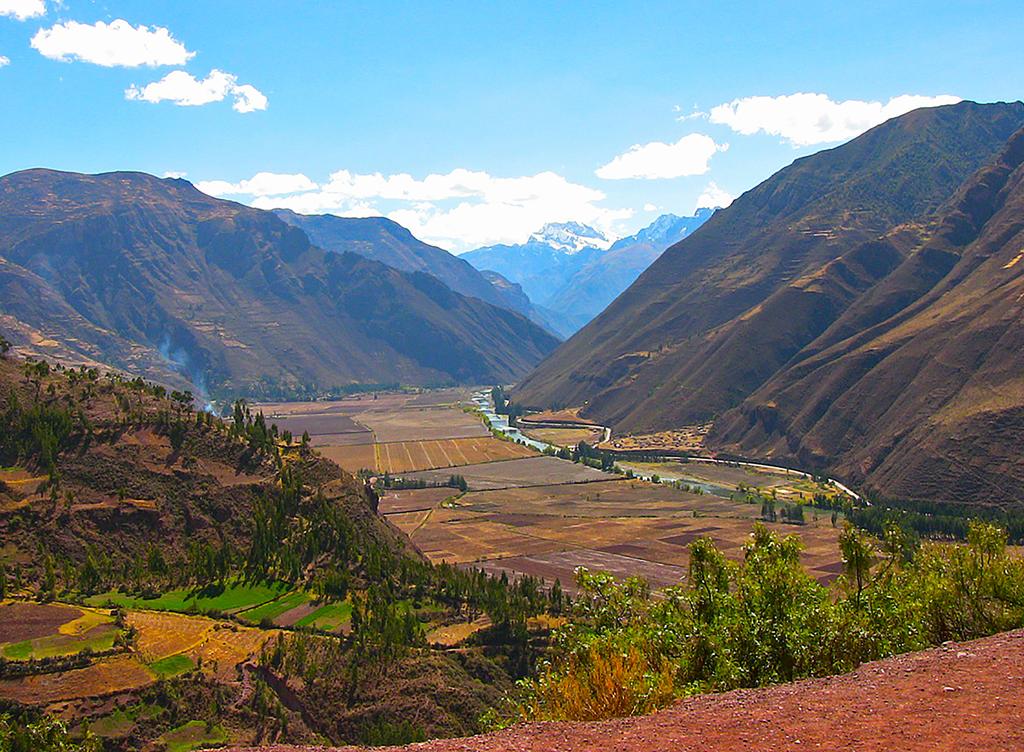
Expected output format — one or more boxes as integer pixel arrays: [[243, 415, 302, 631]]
[[0, 713, 100, 752], [505, 521, 1024, 723]]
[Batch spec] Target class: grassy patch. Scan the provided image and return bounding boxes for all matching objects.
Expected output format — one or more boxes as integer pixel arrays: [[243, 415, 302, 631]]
[[79, 701, 164, 738], [85, 580, 289, 615], [159, 720, 228, 752], [294, 600, 352, 631], [148, 653, 194, 679], [1, 640, 33, 660], [237, 590, 310, 625]]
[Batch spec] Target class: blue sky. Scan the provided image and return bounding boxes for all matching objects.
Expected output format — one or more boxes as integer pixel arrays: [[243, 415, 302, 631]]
[[1, 1, 1022, 251]]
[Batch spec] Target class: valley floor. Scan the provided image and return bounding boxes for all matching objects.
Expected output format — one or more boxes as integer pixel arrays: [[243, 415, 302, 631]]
[[229, 628, 1024, 752]]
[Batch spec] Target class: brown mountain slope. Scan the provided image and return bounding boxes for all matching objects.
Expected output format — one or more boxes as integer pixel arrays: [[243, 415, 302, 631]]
[[711, 126, 1024, 505], [228, 629, 1024, 752], [0, 354, 404, 584], [515, 101, 1024, 433], [0, 170, 558, 400]]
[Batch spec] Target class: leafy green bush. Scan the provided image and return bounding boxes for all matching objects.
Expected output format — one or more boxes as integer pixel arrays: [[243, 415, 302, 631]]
[[0, 713, 100, 752], [506, 520, 1024, 722]]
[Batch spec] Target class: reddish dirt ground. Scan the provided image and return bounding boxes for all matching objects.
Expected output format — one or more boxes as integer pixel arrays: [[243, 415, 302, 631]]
[[0, 602, 80, 643], [224, 629, 1024, 752]]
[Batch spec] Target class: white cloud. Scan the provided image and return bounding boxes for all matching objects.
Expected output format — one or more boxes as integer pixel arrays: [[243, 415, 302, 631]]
[[200, 168, 633, 251], [643, 203, 657, 212], [709, 92, 962, 146], [0, 55, 9, 68], [695, 182, 734, 211], [126, 69, 267, 113], [0, 0, 45, 21], [162, 171, 187, 179], [31, 19, 193, 67], [197, 172, 316, 197], [229, 83, 268, 114], [596, 133, 727, 180]]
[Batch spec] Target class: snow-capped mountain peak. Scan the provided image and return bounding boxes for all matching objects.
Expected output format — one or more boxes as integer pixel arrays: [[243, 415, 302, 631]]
[[529, 221, 611, 253], [608, 209, 716, 251]]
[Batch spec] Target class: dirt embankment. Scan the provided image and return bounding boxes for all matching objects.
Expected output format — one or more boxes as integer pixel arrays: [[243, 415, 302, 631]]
[[224, 629, 1024, 752]]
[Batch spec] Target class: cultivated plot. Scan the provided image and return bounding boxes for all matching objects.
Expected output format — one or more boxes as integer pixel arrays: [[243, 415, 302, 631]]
[[520, 426, 605, 446], [399, 477, 845, 592], [474, 549, 688, 591], [0, 603, 117, 661], [378, 487, 459, 515], [358, 406, 489, 443], [377, 437, 536, 473], [318, 443, 377, 473], [403, 455, 612, 490], [0, 654, 154, 705]]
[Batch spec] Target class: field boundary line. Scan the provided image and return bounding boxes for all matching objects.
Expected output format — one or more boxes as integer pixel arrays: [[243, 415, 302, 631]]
[[436, 440, 456, 467], [401, 442, 416, 472], [451, 439, 472, 465]]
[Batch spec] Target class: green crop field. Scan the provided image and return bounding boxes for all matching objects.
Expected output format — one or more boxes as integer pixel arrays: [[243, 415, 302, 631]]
[[237, 590, 311, 624], [159, 720, 228, 752], [148, 653, 195, 679], [294, 601, 353, 631], [85, 580, 290, 614]]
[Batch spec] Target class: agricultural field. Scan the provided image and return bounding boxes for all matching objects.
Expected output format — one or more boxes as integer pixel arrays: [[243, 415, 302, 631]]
[[317, 442, 377, 473], [0, 602, 118, 660], [402, 456, 610, 490], [0, 603, 281, 709], [158, 720, 228, 752], [519, 408, 599, 426], [0, 654, 154, 705], [359, 405, 488, 443], [262, 390, 543, 477], [378, 487, 460, 514], [398, 478, 844, 592], [85, 580, 291, 615], [520, 425, 605, 446]]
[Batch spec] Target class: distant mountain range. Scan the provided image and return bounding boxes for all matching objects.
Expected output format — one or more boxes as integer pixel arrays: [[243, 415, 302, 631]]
[[515, 100, 1024, 506], [0, 169, 559, 400], [461, 211, 713, 336]]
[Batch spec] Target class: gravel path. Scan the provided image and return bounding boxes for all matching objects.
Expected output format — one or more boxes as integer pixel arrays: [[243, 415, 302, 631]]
[[223, 629, 1024, 752]]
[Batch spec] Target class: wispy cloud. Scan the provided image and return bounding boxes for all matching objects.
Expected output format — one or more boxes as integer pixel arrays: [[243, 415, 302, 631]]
[[126, 69, 267, 113], [31, 19, 193, 67], [695, 181, 734, 211], [197, 168, 633, 251], [709, 92, 962, 146], [0, 0, 45, 21], [596, 134, 727, 180]]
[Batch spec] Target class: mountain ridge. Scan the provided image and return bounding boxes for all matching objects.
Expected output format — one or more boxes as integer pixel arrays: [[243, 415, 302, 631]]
[[0, 169, 559, 400], [514, 100, 1024, 505]]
